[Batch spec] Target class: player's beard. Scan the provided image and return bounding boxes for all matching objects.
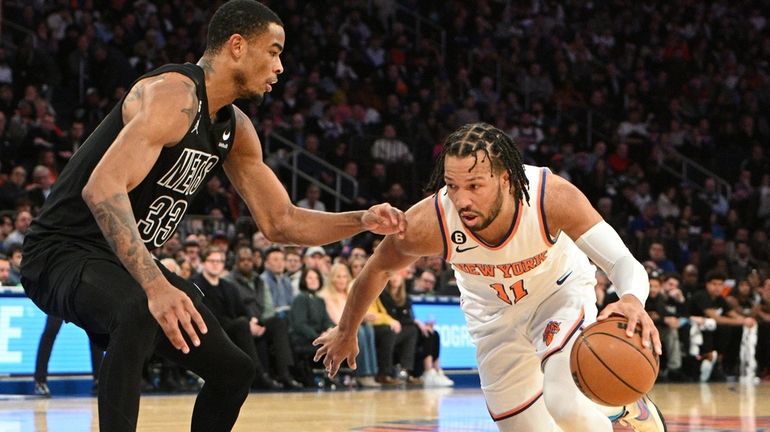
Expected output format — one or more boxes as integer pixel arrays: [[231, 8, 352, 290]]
[[233, 70, 264, 105], [465, 185, 504, 233]]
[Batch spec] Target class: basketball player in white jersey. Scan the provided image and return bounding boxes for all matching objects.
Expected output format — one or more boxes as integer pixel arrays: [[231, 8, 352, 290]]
[[314, 122, 666, 432]]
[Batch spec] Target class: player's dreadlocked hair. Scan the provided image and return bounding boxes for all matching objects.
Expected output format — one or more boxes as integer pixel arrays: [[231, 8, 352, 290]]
[[426, 122, 530, 205], [205, 0, 283, 54]]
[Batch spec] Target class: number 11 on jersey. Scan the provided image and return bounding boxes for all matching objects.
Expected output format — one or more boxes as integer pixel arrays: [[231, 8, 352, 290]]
[[490, 280, 528, 305]]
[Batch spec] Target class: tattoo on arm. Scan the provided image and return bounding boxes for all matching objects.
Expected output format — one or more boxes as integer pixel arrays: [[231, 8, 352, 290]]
[[89, 193, 161, 285], [125, 75, 167, 104], [124, 82, 144, 104], [180, 81, 198, 128]]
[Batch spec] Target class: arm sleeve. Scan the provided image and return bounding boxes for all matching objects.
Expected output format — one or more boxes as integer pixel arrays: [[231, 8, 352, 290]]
[[575, 221, 649, 304]]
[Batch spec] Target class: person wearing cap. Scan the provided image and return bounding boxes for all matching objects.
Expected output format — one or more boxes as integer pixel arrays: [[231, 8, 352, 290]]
[[303, 245, 326, 271]]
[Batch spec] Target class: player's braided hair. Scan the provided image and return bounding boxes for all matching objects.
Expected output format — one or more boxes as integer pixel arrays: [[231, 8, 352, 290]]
[[426, 122, 530, 205]]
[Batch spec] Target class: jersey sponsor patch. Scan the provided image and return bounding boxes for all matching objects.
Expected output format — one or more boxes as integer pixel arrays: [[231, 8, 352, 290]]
[[542, 320, 561, 346], [451, 230, 467, 244]]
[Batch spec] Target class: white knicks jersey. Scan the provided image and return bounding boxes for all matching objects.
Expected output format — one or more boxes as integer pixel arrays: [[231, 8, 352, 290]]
[[435, 165, 596, 314]]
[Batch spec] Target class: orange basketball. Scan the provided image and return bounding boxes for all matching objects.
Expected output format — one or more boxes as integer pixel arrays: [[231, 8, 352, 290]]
[[569, 316, 659, 406]]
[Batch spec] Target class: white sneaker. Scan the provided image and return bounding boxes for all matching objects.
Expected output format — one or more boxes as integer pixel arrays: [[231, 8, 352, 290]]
[[436, 370, 454, 387], [700, 357, 714, 383], [618, 395, 667, 432], [422, 369, 439, 387], [356, 376, 382, 388]]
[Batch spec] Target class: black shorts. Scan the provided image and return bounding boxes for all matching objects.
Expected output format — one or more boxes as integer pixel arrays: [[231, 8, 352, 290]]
[[21, 238, 202, 348]]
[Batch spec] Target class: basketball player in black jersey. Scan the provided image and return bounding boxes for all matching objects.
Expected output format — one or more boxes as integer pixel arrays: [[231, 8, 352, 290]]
[[19, 1, 405, 431]]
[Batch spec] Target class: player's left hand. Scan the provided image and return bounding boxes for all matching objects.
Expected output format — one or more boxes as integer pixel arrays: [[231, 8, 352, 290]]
[[362, 203, 407, 238], [598, 294, 662, 356], [313, 327, 359, 378]]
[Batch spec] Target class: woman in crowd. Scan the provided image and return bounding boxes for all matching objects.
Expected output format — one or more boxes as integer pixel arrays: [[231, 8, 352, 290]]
[[290, 268, 335, 386], [320, 263, 380, 388], [380, 268, 453, 386]]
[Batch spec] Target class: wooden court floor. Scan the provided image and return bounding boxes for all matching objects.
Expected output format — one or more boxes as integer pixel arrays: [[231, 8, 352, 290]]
[[1, 383, 770, 431]]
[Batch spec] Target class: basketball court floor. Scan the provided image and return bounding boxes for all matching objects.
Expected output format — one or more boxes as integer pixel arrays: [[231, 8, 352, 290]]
[[1, 382, 769, 431]]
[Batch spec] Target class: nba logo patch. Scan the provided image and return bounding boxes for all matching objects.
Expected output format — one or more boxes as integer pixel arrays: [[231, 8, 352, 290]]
[[543, 321, 561, 346]]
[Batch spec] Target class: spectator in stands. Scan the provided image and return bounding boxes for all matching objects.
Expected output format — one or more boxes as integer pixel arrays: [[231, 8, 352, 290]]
[[297, 183, 326, 211], [5, 242, 22, 285], [181, 239, 202, 275], [261, 247, 293, 316], [730, 242, 760, 282], [681, 264, 701, 296], [727, 279, 762, 382], [25, 165, 54, 212], [371, 123, 413, 164], [691, 270, 757, 381], [0, 166, 27, 210], [193, 247, 284, 391], [303, 245, 329, 275], [0, 214, 11, 244], [256, 247, 302, 388], [657, 186, 681, 220], [699, 178, 729, 218], [411, 270, 437, 295], [509, 112, 544, 160], [284, 247, 303, 296], [348, 255, 367, 279], [289, 268, 335, 386], [644, 273, 669, 367], [251, 230, 272, 252], [321, 263, 380, 388], [226, 247, 262, 322], [3, 210, 31, 251], [648, 241, 676, 273], [378, 268, 424, 385], [0, 254, 11, 286], [607, 142, 631, 175], [660, 273, 688, 380]]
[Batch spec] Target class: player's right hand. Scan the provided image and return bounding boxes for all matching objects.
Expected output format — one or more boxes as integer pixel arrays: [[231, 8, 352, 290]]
[[312, 327, 359, 378], [147, 284, 207, 354]]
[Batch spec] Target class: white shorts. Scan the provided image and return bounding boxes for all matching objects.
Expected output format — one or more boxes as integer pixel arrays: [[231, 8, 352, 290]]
[[463, 280, 598, 422]]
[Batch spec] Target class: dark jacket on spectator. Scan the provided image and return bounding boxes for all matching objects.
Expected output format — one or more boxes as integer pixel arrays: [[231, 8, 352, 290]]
[[192, 273, 248, 329], [290, 291, 334, 346]]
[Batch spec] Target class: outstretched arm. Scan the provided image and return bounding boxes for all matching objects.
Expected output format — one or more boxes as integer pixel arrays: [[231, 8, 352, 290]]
[[313, 196, 444, 376], [82, 73, 207, 354], [544, 173, 661, 355], [223, 107, 405, 245]]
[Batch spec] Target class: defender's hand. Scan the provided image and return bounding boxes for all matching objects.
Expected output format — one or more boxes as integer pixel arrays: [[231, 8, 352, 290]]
[[147, 284, 207, 354], [312, 327, 359, 378], [598, 294, 662, 355], [362, 203, 407, 238]]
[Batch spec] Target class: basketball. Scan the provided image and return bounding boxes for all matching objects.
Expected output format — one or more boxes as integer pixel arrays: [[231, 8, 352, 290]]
[[569, 316, 659, 406]]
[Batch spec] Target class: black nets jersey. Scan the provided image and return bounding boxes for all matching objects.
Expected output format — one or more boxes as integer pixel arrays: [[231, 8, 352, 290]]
[[25, 63, 234, 254]]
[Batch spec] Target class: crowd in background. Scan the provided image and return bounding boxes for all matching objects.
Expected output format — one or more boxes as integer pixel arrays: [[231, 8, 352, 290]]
[[0, 0, 769, 390]]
